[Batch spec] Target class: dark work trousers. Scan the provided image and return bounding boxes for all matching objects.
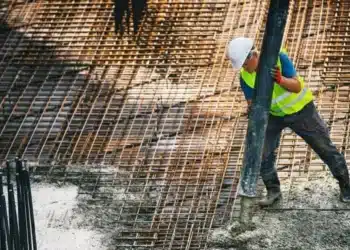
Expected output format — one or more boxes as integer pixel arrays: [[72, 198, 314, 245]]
[[260, 101, 350, 190]]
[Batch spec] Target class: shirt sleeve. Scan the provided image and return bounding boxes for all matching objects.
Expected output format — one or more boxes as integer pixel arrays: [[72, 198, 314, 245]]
[[240, 76, 254, 100], [279, 53, 297, 78]]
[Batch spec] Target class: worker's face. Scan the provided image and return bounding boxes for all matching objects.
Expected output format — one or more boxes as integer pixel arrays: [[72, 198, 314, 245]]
[[243, 51, 258, 73]]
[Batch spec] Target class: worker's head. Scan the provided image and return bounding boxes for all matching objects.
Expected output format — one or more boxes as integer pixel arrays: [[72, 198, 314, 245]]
[[227, 37, 258, 73]]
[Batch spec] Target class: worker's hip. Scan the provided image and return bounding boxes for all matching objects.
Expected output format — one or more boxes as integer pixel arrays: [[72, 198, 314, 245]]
[[264, 100, 330, 153]]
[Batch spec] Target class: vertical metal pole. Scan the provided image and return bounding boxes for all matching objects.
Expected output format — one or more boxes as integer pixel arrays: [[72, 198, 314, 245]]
[[238, 0, 290, 224], [22, 161, 32, 250], [0, 166, 9, 250], [23, 160, 37, 250], [7, 160, 20, 250], [16, 158, 25, 250], [7, 161, 13, 250]]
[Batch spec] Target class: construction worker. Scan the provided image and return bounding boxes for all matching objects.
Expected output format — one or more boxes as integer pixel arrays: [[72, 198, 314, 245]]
[[227, 37, 350, 205]]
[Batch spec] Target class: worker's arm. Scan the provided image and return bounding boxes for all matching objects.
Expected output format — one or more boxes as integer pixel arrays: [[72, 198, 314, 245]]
[[272, 53, 302, 93], [240, 77, 254, 114], [247, 99, 252, 114], [274, 73, 302, 93]]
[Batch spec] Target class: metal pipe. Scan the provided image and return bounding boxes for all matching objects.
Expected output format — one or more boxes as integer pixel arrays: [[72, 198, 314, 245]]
[[238, 0, 290, 224]]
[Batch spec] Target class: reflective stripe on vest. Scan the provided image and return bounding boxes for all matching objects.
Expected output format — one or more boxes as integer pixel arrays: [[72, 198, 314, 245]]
[[271, 91, 292, 105], [270, 87, 308, 114], [240, 51, 314, 116], [271, 84, 308, 107]]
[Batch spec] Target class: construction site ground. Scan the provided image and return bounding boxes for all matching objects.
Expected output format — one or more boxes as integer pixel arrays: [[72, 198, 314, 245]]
[[209, 176, 350, 250], [25, 168, 350, 250]]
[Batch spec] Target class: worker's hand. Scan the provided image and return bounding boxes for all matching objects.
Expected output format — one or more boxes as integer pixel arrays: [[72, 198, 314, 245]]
[[246, 103, 252, 116], [271, 66, 284, 84], [246, 106, 251, 115]]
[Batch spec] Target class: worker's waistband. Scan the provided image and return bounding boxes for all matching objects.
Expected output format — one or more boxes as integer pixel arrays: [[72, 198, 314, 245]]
[[270, 100, 315, 123]]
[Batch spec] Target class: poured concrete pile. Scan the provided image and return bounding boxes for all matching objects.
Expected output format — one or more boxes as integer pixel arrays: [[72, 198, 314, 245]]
[[8, 183, 109, 250], [208, 177, 350, 250]]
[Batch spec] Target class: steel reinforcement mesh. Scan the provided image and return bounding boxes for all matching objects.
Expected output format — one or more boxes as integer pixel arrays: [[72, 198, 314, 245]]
[[1, 0, 350, 249]]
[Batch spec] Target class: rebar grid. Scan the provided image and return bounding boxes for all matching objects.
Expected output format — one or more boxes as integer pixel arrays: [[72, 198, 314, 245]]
[[1, 0, 350, 249]]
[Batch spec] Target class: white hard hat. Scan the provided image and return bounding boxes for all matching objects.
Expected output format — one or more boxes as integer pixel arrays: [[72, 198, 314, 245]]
[[227, 37, 254, 69]]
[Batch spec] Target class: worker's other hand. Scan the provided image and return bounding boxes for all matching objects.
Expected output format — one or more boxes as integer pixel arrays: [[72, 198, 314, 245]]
[[246, 104, 252, 116], [271, 66, 283, 84]]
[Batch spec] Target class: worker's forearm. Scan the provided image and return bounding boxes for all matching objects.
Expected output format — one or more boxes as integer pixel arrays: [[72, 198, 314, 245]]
[[278, 77, 301, 93]]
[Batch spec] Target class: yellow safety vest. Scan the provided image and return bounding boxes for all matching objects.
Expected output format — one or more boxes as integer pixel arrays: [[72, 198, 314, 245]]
[[240, 50, 314, 117]]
